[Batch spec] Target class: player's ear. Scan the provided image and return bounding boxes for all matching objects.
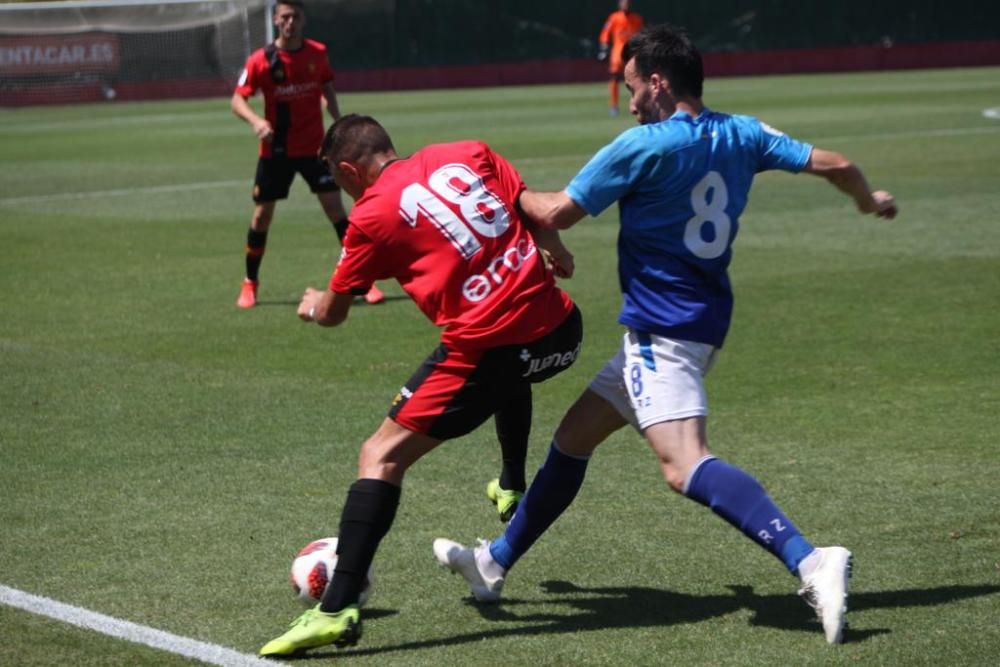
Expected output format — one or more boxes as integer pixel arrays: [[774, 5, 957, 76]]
[[650, 71, 668, 94], [334, 160, 365, 198], [337, 160, 359, 182]]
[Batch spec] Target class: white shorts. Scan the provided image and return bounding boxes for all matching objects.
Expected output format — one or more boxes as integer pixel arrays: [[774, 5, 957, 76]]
[[588, 330, 718, 431]]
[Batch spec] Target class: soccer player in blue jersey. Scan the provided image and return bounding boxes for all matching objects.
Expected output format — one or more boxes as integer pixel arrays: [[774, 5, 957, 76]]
[[435, 23, 897, 644]]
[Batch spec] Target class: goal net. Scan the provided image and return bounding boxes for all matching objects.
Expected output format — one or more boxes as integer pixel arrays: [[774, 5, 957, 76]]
[[0, 0, 271, 106]]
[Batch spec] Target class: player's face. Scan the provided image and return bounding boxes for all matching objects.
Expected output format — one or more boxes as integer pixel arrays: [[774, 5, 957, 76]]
[[274, 5, 305, 41], [625, 58, 672, 125], [624, 59, 653, 124]]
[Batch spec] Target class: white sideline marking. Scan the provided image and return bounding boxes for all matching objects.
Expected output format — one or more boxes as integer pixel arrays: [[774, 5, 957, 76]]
[[1, 124, 998, 209], [0, 585, 271, 667], [984, 107, 1000, 119], [0, 179, 244, 206]]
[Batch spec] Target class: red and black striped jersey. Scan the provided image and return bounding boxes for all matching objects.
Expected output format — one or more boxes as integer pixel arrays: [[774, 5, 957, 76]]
[[235, 38, 333, 158]]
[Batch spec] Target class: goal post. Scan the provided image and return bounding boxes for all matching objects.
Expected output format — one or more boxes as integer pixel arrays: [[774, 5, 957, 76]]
[[0, 0, 272, 106]]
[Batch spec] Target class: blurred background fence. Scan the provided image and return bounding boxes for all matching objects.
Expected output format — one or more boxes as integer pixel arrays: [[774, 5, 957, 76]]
[[2, 0, 998, 106]]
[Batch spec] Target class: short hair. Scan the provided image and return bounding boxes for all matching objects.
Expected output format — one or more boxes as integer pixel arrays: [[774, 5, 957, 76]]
[[276, 0, 304, 10], [622, 24, 703, 98], [321, 114, 396, 165]]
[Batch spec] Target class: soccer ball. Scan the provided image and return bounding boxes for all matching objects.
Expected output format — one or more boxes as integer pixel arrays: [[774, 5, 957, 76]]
[[290, 537, 373, 607]]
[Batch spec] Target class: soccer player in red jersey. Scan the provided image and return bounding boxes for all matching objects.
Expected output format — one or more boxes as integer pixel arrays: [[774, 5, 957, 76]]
[[259, 115, 583, 656], [598, 0, 644, 116], [231, 0, 383, 308]]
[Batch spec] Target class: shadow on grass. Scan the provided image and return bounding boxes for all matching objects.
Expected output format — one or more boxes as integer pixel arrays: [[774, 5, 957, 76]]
[[282, 581, 999, 659]]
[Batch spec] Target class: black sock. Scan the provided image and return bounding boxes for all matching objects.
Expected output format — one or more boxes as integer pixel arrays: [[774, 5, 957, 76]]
[[320, 479, 401, 612], [494, 384, 531, 491], [333, 218, 349, 243], [245, 229, 267, 282]]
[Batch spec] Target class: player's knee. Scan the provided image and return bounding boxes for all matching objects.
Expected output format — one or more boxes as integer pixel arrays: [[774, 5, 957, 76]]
[[357, 448, 408, 484], [660, 463, 688, 494], [251, 204, 275, 230]]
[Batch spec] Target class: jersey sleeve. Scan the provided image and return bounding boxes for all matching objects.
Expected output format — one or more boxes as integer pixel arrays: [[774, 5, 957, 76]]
[[599, 13, 614, 44], [754, 118, 812, 173], [565, 128, 647, 216], [314, 41, 335, 84], [329, 222, 380, 295], [234, 52, 262, 97]]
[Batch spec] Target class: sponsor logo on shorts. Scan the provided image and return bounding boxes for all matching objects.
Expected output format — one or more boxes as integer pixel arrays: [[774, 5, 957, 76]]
[[391, 386, 413, 407], [520, 341, 581, 378]]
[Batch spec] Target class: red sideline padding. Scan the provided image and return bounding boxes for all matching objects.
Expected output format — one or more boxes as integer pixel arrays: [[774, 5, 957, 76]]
[[704, 40, 1000, 76], [3, 40, 998, 106]]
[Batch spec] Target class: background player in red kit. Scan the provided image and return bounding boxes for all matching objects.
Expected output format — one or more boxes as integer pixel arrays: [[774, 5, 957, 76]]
[[231, 0, 382, 308], [259, 114, 583, 656]]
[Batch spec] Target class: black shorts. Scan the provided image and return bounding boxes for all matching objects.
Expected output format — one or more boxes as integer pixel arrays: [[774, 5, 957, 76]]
[[389, 305, 583, 440], [252, 156, 339, 203]]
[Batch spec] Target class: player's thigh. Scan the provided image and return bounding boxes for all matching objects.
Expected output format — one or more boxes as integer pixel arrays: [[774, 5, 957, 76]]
[[357, 418, 442, 483], [623, 331, 717, 431], [388, 345, 498, 442], [253, 157, 296, 202], [587, 341, 639, 430], [553, 387, 628, 457]]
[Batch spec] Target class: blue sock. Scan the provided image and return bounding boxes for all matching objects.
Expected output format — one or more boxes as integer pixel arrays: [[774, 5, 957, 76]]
[[686, 457, 814, 574], [489, 442, 589, 570]]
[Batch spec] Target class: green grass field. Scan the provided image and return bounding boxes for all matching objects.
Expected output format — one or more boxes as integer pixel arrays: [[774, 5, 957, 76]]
[[2, 66, 999, 666]]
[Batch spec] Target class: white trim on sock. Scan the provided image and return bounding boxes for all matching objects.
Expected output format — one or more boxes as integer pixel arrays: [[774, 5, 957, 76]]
[[682, 455, 717, 495]]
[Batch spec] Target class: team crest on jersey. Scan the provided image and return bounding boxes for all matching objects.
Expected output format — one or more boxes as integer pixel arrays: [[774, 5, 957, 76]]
[[760, 121, 786, 137]]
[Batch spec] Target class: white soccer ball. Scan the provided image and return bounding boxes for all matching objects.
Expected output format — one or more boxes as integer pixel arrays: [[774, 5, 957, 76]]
[[290, 537, 373, 607]]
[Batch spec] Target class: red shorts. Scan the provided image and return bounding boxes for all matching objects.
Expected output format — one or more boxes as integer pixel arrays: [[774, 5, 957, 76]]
[[389, 306, 582, 440]]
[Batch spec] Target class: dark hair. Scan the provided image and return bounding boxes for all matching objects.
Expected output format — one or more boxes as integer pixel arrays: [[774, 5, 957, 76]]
[[622, 24, 703, 98], [321, 114, 396, 165], [276, 0, 305, 9]]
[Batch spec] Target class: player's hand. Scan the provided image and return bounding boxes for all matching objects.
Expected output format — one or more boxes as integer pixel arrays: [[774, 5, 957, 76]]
[[252, 118, 274, 142], [543, 247, 575, 279], [871, 190, 898, 219], [597, 44, 609, 62], [298, 287, 323, 321]]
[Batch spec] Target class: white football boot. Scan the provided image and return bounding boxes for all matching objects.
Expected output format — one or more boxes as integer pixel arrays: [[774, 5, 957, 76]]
[[797, 546, 854, 643], [433, 538, 505, 602]]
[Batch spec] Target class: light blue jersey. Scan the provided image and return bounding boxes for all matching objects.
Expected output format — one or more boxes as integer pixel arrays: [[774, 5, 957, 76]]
[[566, 109, 812, 347]]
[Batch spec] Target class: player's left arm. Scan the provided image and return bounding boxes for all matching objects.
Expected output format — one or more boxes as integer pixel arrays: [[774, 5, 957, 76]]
[[519, 189, 588, 230], [298, 287, 352, 326], [322, 81, 341, 121], [802, 148, 898, 219]]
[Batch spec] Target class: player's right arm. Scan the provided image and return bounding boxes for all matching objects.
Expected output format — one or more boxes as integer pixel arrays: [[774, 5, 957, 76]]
[[519, 189, 588, 230], [231, 91, 273, 142], [597, 13, 615, 60], [298, 287, 352, 326], [802, 148, 898, 219]]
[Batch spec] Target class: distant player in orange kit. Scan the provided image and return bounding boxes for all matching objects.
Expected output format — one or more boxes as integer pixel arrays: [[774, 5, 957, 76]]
[[597, 0, 644, 116]]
